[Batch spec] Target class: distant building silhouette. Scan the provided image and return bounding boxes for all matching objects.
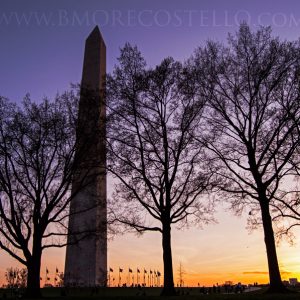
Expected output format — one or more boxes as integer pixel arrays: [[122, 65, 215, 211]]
[[289, 278, 298, 286]]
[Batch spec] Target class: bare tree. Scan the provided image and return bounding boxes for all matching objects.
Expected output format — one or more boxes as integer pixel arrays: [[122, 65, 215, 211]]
[[269, 116, 300, 241], [269, 190, 300, 242], [107, 44, 213, 296], [5, 267, 27, 288], [177, 262, 186, 287], [4, 267, 18, 289], [191, 24, 300, 293], [0, 91, 100, 298]]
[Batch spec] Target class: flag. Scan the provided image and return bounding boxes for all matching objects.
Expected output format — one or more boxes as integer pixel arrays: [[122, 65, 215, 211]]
[[46, 268, 49, 274], [110, 268, 113, 272], [129, 268, 133, 273], [137, 269, 140, 273], [119, 268, 123, 273], [56, 267, 59, 273], [144, 269, 147, 274]]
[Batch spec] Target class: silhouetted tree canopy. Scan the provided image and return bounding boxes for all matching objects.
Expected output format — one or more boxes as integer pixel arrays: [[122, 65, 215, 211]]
[[190, 24, 300, 293], [107, 44, 214, 296], [0, 91, 99, 298]]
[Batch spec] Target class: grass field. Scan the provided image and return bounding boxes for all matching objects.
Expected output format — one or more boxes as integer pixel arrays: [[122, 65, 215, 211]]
[[1, 287, 299, 299]]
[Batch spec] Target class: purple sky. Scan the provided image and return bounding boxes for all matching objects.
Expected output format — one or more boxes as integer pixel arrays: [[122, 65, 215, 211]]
[[2, 0, 300, 102]]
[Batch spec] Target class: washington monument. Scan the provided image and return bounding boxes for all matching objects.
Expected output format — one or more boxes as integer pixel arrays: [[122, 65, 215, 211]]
[[64, 26, 107, 286]]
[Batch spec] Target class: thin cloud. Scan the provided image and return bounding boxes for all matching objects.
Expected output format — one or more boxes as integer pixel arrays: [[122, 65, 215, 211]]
[[243, 271, 268, 275], [243, 271, 292, 275]]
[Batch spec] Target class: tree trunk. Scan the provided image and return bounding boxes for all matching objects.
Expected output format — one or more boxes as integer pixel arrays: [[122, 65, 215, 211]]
[[25, 244, 42, 298], [161, 220, 176, 296], [260, 201, 288, 293]]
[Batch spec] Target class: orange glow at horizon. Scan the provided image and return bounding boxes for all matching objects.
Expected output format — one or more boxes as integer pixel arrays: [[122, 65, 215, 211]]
[[0, 208, 299, 287]]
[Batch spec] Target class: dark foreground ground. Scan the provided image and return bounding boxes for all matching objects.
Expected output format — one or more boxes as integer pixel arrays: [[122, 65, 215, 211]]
[[0, 287, 299, 300]]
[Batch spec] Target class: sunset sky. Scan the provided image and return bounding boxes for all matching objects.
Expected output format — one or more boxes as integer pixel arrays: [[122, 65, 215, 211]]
[[1, 0, 300, 287]]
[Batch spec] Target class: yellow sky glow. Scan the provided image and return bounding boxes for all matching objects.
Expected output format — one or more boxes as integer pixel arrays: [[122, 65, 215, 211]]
[[0, 207, 299, 287]]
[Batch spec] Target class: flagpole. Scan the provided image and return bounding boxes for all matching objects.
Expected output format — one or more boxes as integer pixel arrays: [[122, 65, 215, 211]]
[[44, 268, 46, 287], [109, 270, 110, 287], [128, 268, 129, 286], [132, 269, 134, 287]]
